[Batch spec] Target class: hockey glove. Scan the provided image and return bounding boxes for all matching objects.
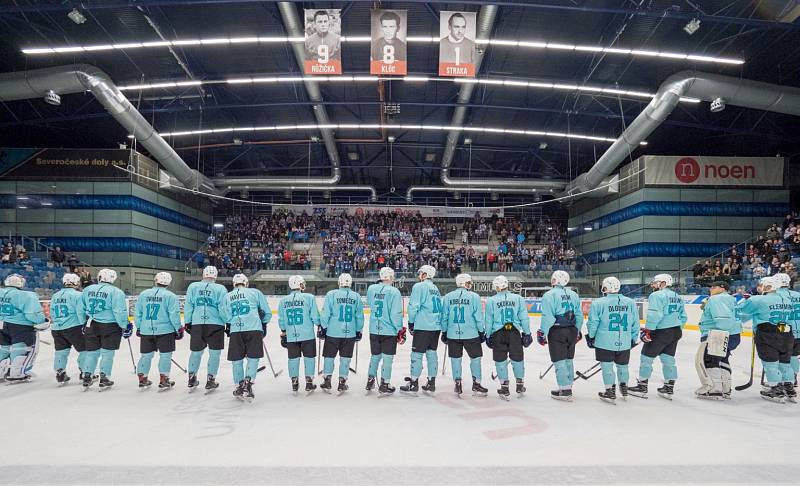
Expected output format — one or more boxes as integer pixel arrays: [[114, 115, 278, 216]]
[[280, 333, 288, 348], [631, 340, 639, 349], [576, 331, 582, 342], [478, 332, 486, 343], [224, 324, 231, 337], [408, 323, 414, 335], [586, 336, 595, 349], [355, 331, 362, 341], [317, 325, 326, 339], [397, 327, 407, 345], [536, 329, 547, 346], [184, 322, 192, 335], [521, 333, 533, 348], [174, 327, 185, 340], [121, 323, 133, 339], [33, 319, 50, 331], [135, 328, 141, 338], [441, 333, 448, 344], [640, 328, 653, 343]]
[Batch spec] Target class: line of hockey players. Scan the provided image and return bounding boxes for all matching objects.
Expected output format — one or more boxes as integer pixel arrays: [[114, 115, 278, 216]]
[[1, 263, 798, 404]]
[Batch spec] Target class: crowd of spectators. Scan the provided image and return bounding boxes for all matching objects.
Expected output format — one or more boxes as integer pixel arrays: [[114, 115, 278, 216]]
[[1, 241, 29, 265]]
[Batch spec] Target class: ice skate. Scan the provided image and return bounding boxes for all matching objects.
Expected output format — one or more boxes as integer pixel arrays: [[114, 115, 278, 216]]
[[598, 385, 616, 404], [783, 382, 797, 403], [138, 373, 152, 389], [551, 389, 574, 402], [158, 374, 175, 391], [56, 369, 70, 386], [454, 378, 462, 397], [204, 375, 219, 394], [497, 381, 511, 401], [320, 375, 333, 394], [98, 373, 114, 392], [516, 378, 526, 397], [6, 375, 31, 384], [761, 385, 786, 404], [365, 376, 376, 394], [627, 379, 649, 399], [657, 380, 674, 400], [471, 379, 488, 397], [81, 372, 94, 390], [243, 378, 254, 402], [187, 373, 199, 392], [291, 377, 299, 395], [421, 377, 436, 394], [305, 376, 317, 395], [337, 377, 348, 395], [233, 380, 246, 400], [619, 382, 629, 400], [400, 377, 419, 396], [378, 379, 395, 396]]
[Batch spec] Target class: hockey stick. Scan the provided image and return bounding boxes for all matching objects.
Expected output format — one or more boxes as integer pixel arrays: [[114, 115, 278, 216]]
[[317, 337, 324, 375], [441, 344, 448, 376], [262, 343, 283, 378], [171, 358, 187, 374], [735, 337, 756, 391], [575, 362, 601, 380], [126, 339, 136, 374], [539, 363, 554, 379], [349, 341, 358, 374]]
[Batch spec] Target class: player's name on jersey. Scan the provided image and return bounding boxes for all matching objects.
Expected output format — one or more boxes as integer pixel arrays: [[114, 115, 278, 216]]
[[438, 62, 475, 77], [304, 60, 342, 74]]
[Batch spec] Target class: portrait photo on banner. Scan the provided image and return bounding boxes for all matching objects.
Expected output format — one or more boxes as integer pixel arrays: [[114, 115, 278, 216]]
[[370, 9, 408, 75], [304, 8, 342, 75], [438, 10, 476, 77]]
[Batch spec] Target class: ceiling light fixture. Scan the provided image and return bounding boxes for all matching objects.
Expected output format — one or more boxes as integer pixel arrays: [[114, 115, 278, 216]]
[[21, 35, 744, 65], [67, 8, 86, 25], [684, 18, 701, 35]]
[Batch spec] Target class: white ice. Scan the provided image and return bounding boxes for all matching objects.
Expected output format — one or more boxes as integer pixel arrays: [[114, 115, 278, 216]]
[[2, 320, 798, 485]]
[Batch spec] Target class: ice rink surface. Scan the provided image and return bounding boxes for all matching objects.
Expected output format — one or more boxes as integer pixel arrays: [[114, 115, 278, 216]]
[[3, 321, 799, 486]]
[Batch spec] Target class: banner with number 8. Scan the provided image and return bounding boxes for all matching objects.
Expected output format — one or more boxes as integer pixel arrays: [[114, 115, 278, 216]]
[[370, 9, 408, 75]]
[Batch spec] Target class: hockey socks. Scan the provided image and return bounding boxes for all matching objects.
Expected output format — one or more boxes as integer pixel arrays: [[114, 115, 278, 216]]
[[469, 357, 481, 382], [381, 353, 394, 381], [660, 354, 678, 381], [83, 349, 101, 375], [207, 349, 221, 376], [188, 351, 203, 375], [99, 349, 115, 377], [791, 355, 799, 375], [246, 357, 259, 380], [339, 357, 351, 378], [600, 361, 615, 387], [763, 360, 782, 384], [137, 352, 154, 375], [617, 363, 629, 385], [410, 351, 423, 379], [232, 359, 245, 383], [511, 359, 525, 380], [368, 354, 381, 377], [780, 362, 794, 383], [426, 350, 438, 377], [554, 359, 573, 387], [451, 357, 462, 380], [323, 357, 335, 376], [639, 354, 655, 380], [158, 352, 173, 374], [303, 356, 315, 377], [288, 358, 300, 378], [54, 349, 70, 371], [0, 345, 9, 362], [494, 360, 509, 381]]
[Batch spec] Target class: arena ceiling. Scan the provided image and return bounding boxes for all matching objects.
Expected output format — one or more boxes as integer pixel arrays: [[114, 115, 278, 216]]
[[1, 1, 799, 206]]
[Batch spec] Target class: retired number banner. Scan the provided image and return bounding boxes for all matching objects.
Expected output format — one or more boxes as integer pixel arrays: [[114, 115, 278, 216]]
[[370, 9, 408, 75], [438, 11, 476, 77], [304, 9, 342, 75]]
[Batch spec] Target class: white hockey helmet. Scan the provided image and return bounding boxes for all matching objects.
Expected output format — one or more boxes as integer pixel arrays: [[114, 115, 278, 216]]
[[62, 273, 81, 288], [455, 273, 472, 288], [154, 272, 172, 286], [289, 275, 306, 290], [338, 273, 353, 288], [4, 273, 25, 289], [418, 264, 436, 280], [232, 273, 249, 287], [774, 273, 791, 288], [202, 265, 218, 279], [651, 273, 674, 287], [760, 276, 778, 293], [97, 268, 117, 284], [551, 270, 570, 287], [601, 276, 621, 294], [492, 275, 509, 291], [379, 266, 395, 282]]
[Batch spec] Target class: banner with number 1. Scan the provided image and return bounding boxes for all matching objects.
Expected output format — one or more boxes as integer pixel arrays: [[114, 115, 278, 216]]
[[304, 9, 342, 75], [370, 9, 408, 75], [438, 11, 476, 77]]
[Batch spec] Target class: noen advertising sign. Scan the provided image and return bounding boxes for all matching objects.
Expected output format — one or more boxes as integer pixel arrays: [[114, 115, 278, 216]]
[[643, 156, 784, 187]]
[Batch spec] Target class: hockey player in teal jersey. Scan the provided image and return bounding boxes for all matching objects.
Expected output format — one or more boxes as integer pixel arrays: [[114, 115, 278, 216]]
[[278, 275, 321, 394], [366, 267, 405, 395], [485, 275, 531, 399], [586, 276, 639, 403], [695, 281, 742, 400], [738, 276, 795, 403], [773, 272, 799, 402], [629, 274, 687, 400], [319, 273, 364, 394], [49, 273, 86, 385], [400, 264, 443, 395], [134, 272, 183, 391], [440, 273, 488, 397], [0, 274, 48, 382], [184, 266, 228, 393], [219, 273, 271, 401], [79, 268, 132, 391], [539, 270, 584, 401]]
